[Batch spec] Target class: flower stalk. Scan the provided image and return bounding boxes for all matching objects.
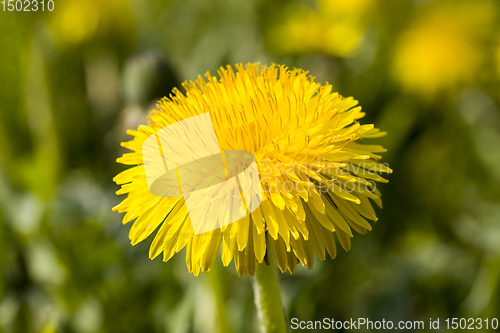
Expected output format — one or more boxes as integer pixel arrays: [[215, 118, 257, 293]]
[[253, 249, 288, 333]]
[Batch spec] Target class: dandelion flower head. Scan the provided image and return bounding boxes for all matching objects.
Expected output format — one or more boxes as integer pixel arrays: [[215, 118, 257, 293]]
[[392, 1, 494, 97], [113, 63, 391, 276]]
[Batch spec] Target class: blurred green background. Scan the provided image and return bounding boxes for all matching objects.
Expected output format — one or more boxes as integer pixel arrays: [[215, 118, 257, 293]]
[[1, 0, 500, 332]]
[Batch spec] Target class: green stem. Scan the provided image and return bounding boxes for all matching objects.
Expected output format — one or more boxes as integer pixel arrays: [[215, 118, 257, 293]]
[[253, 250, 288, 333]]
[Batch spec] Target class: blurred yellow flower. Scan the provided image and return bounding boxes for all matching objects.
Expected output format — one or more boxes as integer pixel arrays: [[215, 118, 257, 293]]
[[496, 39, 500, 78], [50, 0, 133, 46], [267, 0, 376, 57], [392, 1, 494, 97], [113, 63, 390, 276]]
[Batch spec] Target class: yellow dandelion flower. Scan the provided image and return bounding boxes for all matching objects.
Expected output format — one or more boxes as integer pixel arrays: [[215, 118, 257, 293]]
[[50, 0, 133, 46], [392, 1, 494, 97], [113, 63, 391, 276], [267, 0, 376, 57]]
